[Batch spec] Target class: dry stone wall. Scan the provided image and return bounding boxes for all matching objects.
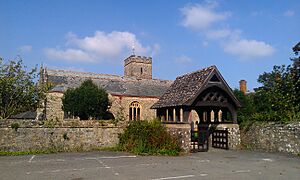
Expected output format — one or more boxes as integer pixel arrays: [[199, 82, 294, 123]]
[[214, 124, 241, 150], [241, 122, 300, 154], [165, 123, 191, 153], [0, 119, 124, 152]]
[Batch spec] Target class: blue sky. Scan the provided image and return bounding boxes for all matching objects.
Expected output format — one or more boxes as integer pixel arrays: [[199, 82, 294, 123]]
[[0, 0, 299, 90]]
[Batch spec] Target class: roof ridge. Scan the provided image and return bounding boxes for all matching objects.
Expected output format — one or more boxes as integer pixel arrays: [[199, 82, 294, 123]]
[[176, 65, 216, 79], [47, 68, 172, 83], [47, 69, 122, 78]]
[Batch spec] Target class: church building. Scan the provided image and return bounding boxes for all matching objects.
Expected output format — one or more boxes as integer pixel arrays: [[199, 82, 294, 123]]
[[42, 55, 173, 121], [41, 54, 242, 125]]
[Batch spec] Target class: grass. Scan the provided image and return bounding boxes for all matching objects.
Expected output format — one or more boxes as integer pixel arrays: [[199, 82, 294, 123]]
[[0, 146, 121, 156], [0, 149, 55, 156]]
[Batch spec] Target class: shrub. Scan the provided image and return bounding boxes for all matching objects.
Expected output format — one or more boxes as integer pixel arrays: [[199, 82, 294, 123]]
[[118, 120, 181, 155], [11, 122, 19, 131], [62, 79, 109, 120]]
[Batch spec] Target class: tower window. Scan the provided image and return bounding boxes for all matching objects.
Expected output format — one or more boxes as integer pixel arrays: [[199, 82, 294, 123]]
[[140, 67, 143, 75]]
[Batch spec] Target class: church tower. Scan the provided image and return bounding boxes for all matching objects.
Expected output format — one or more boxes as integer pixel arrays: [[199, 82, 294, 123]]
[[124, 55, 152, 79]]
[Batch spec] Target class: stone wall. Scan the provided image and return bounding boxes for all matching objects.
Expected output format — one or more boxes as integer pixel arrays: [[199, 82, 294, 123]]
[[0, 119, 124, 152], [241, 122, 300, 154], [165, 123, 191, 153], [45, 92, 158, 121], [213, 124, 241, 150], [124, 55, 152, 79], [109, 95, 158, 121], [46, 92, 64, 120]]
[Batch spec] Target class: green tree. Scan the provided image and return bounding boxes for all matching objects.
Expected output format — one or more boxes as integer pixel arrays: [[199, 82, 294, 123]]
[[233, 89, 255, 124], [252, 42, 300, 121], [62, 79, 109, 120], [0, 57, 43, 119]]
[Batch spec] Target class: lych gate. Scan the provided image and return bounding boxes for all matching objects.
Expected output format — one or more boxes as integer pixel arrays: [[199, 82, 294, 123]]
[[152, 66, 241, 152]]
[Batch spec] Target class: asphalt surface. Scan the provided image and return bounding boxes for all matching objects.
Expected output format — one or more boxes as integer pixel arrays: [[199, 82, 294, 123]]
[[0, 149, 299, 180]]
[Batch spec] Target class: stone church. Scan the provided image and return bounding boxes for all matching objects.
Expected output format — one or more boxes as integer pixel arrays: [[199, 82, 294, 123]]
[[41, 55, 173, 121], [41, 54, 244, 123]]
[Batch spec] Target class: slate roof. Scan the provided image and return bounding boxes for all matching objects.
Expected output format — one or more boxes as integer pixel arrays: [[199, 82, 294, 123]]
[[47, 69, 173, 97], [10, 111, 37, 119], [151, 66, 215, 108]]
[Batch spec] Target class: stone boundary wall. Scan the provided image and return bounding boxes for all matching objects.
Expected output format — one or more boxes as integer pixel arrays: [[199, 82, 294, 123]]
[[241, 122, 300, 154], [214, 124, 241, 150], [165, 123, 191, 153], [0, 119, 124, 152]]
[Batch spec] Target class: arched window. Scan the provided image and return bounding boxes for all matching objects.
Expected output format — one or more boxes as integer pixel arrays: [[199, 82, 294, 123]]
[[129, 101, 141, 121]]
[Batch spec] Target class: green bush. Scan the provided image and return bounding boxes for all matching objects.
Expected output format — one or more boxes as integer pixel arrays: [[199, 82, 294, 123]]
[[62, 79, 109, 120], [118, 120, 181, 155], [11, 122, 19, 131]]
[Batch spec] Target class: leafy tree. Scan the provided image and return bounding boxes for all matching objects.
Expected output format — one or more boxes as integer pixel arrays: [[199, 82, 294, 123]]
[[233, 89, 255, 124], [0, 57, 43, 119], [62, 79, 109, 120], [236, 42, 300, 123]]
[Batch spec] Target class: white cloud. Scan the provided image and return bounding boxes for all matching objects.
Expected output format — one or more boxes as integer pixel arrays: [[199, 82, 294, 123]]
[[251, 11, 263, 16], [19, 45, 32, 53], [223, 39, 275, 59], [202, 41, 209, 47], [45, 31, 158, 63], [181, 2, 230, 30], [283, 10, 294, 17], [45, 64, 86, 72], [205, 28, 237, 39], [180, 2, 275, 60], [175, 55, 192, 63], [45, 48, 94, 62]]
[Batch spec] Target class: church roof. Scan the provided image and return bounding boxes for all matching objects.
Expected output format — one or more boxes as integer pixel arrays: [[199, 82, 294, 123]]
[[151, 65, 241, 108], [47, 69, 172, 98]]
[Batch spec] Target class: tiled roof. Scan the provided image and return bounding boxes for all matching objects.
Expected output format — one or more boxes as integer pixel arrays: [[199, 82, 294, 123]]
[[151, 66, 216, 108], [47, 69, 172, 97]]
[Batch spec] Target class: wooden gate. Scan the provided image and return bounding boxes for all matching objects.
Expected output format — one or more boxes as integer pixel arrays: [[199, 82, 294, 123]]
[[191, 123, 209, 152], [212, 129, 229, 150]]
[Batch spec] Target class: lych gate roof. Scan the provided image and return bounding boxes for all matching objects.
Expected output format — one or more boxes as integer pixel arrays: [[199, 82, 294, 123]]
[[151, 66, 215, 108], [151, 65, 241, 109], [47, 69, 172, 97]]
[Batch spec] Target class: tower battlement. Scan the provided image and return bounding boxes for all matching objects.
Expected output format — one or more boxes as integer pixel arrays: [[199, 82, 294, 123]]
[[124, 55, 152, 79]]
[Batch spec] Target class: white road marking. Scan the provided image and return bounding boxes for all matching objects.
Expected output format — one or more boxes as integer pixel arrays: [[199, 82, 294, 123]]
[[198, 159, 210, 163], [98, 155, 137, 159], [233, 170, 251, 173], [85, 155, 136, 160], [151, 175, 195, 180], [72, 168, 85, 171], [200, 174, 208, 176], [28, 155, 35, 163], [97, 159, 111, 168], [51, 169, 61, 173], [262, 158, 274, 162]]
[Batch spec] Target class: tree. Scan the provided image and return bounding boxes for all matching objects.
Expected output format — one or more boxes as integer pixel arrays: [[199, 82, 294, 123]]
[[0, 57, 43, 119], [233, 89, 255, 124], [252, 42, 300, 121], [235, 42, 300, 123], [62, 79, 109, 120]]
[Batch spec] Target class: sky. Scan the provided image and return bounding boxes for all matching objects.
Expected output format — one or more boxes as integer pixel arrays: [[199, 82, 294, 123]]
[[0, 0, 299, 91]]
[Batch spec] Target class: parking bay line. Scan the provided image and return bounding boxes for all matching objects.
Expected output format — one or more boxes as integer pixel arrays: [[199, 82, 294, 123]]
[[151, 175, 195, 180]]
